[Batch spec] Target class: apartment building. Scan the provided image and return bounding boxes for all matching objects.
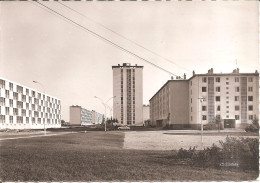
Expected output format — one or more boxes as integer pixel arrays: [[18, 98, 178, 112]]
[[92, 110, 103, 124], [143, 105, 150, 124], [112, 63, 143, 126], [150, 69, 259, 129], [0, 77, 61, 129], [70, 105, 103, 126]]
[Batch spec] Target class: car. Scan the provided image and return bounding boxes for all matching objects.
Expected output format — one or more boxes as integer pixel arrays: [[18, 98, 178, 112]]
[[118, 126, 130, 130]]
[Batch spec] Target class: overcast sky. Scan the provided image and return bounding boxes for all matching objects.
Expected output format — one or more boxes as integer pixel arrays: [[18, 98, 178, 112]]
[[0, 1, 259, 122]]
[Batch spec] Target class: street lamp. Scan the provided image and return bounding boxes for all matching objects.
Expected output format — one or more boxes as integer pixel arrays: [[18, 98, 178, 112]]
[[198, 97, 206, 149], [33, 80, 46, 136], [94, 96, 116, 131]]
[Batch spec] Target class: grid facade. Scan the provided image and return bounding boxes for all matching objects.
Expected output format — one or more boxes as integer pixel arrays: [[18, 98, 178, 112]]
[[0, 77, 61, 129]]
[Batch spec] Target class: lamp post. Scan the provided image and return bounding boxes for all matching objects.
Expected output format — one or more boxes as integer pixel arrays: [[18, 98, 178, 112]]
[[198, 97, 206, 149], [94, 96, 116, 131], [33, 80, 46, 136]]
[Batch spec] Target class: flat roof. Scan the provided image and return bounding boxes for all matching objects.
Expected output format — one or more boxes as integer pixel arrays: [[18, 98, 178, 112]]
[[149, 80, 188, 101]]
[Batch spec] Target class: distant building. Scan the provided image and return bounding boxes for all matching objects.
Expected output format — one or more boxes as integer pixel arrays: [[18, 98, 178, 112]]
[[112, 63, 143, 126], [92, 110, 103, 124], [70, 105, 103, 126], [0, 77, 61, 129], [143, 105, 150, 124], [150, 68, 259, 129]]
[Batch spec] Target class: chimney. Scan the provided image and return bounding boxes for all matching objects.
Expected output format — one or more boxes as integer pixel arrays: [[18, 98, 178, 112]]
[[237, 68, 239, 73], [171, 76, 174, 80], [118, 64, 120, 66], [184, 73, 186, 79], [192, 70, 195, 76], [208, 69, 210, 74], [255, 70, 258, 73], [211, 68, 213, 74]]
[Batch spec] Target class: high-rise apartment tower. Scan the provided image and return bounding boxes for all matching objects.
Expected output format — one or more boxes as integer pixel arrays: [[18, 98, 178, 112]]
[[112, 63, 143, 126]]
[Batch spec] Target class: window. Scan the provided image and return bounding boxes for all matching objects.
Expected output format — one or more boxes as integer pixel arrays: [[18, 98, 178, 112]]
[[17, 86, 23, 94], [235, 115, 240, 120], [216, 87, 220, 92], [202, 115, 207, 120], [26, 89, 29, 95], [5, 90, 9, 98], [202, 106, 207, 111], [202, 77, 207, 83], [191, 116, 193, 121], [248, 96, 253, 101], [226, 96, 229, 99], [226, 77, 229, 80], [235, 106, 240, 111], [235, 87, 239, 92], [0, 115, 5, 123], [9, 83, 13, 91], [226, 101, 229, 104], [226, 92, 229, 94], [5, 107, 9, 115], [249, 115, 253, 120], [216, 77, 220, 82], [235, 77, 239, 82], [9, 116, 13, 123], [217, 105, 220, 111], [226, 111, 229, 113], [9, 99, 13, 107], [248, 105, 253, 111], [0, 97, 5, 106], [235, 96, 239, 101], [226, 82, 229, 85], [248, 87, 253, 92], [191, 98, 192, 103], [248, 77, 253, 82], [26, 117, 29, 124], [202, 87, 207, 92], [190, 81, 192, 86], [226, 115, 229, 118], [13, 92, 18, 100], [13, 108, 18, 115], [226, 106, 229, 108], [226, 87, 229, 90], [0, 79, 5, 88], [216, 96, 220, 101], [191, 107, 192, 112]]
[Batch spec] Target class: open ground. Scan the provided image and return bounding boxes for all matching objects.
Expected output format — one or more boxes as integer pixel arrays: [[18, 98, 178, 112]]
[[0, 130, 258, 181]]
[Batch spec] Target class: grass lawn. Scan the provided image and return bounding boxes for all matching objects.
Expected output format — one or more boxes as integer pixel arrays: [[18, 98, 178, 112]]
[[0, 131, 258, 181]]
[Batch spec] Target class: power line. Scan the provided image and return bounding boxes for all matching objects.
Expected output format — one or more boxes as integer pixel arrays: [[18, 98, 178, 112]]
[[34, 1, 180, 77], [57, 1, 192, 73]]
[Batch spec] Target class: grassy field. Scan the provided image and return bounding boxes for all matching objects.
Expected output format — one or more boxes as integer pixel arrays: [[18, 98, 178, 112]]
[[0, 131, 258, 181]]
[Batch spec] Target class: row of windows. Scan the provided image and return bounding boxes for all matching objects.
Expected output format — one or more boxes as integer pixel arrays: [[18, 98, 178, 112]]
[[201, 115, 255, 121], [200, 105, 254, 111], [0, 115, 60, 124], [201, 86, 253, 93], [202, 77, 253, 83], [191, 96, 254, 104]]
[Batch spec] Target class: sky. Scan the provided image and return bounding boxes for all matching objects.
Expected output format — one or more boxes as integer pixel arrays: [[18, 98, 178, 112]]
[[0, 1, 259, 122]]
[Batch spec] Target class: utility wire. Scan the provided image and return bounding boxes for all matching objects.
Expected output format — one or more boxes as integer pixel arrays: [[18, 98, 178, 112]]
[[35, 1, 180, 77], [57, 1, 191, 73]]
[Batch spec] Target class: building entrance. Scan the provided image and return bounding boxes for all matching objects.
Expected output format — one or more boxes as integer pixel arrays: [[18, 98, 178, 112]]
[[224, 119, 236, 128]]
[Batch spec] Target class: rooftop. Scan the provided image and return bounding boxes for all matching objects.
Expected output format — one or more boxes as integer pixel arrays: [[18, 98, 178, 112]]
[[112, 63, 143, 69]]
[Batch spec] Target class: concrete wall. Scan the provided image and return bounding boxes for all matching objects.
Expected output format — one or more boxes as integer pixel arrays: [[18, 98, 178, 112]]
[[69, 106, 81, 126]]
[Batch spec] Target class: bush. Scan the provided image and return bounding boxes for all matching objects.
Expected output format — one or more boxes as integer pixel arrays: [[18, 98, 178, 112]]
[[175, 137, 259, 170]]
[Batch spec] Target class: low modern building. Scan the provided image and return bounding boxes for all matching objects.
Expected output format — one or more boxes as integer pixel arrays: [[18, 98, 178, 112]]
[[69, 105, 103, 126], [0, 77, 61, 129], [150, 68, 259, 129], [92, 110, 103, 124], [143, 105, 150, 125]]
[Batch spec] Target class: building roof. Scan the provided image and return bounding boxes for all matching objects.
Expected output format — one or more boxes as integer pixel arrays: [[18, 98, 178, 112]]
[[112, 63, 143, 69], [149, 79, 188, 101], [149, 69, 259, 102]]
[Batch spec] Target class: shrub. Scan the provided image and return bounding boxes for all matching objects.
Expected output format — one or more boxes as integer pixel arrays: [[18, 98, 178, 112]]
[[175, 137, 259, 170]]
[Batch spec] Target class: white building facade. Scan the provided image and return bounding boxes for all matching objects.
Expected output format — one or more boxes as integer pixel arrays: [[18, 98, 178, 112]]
[[112, 63, 143, 126], [189, 69, 259, 129], [0, 77, 61, 129]]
